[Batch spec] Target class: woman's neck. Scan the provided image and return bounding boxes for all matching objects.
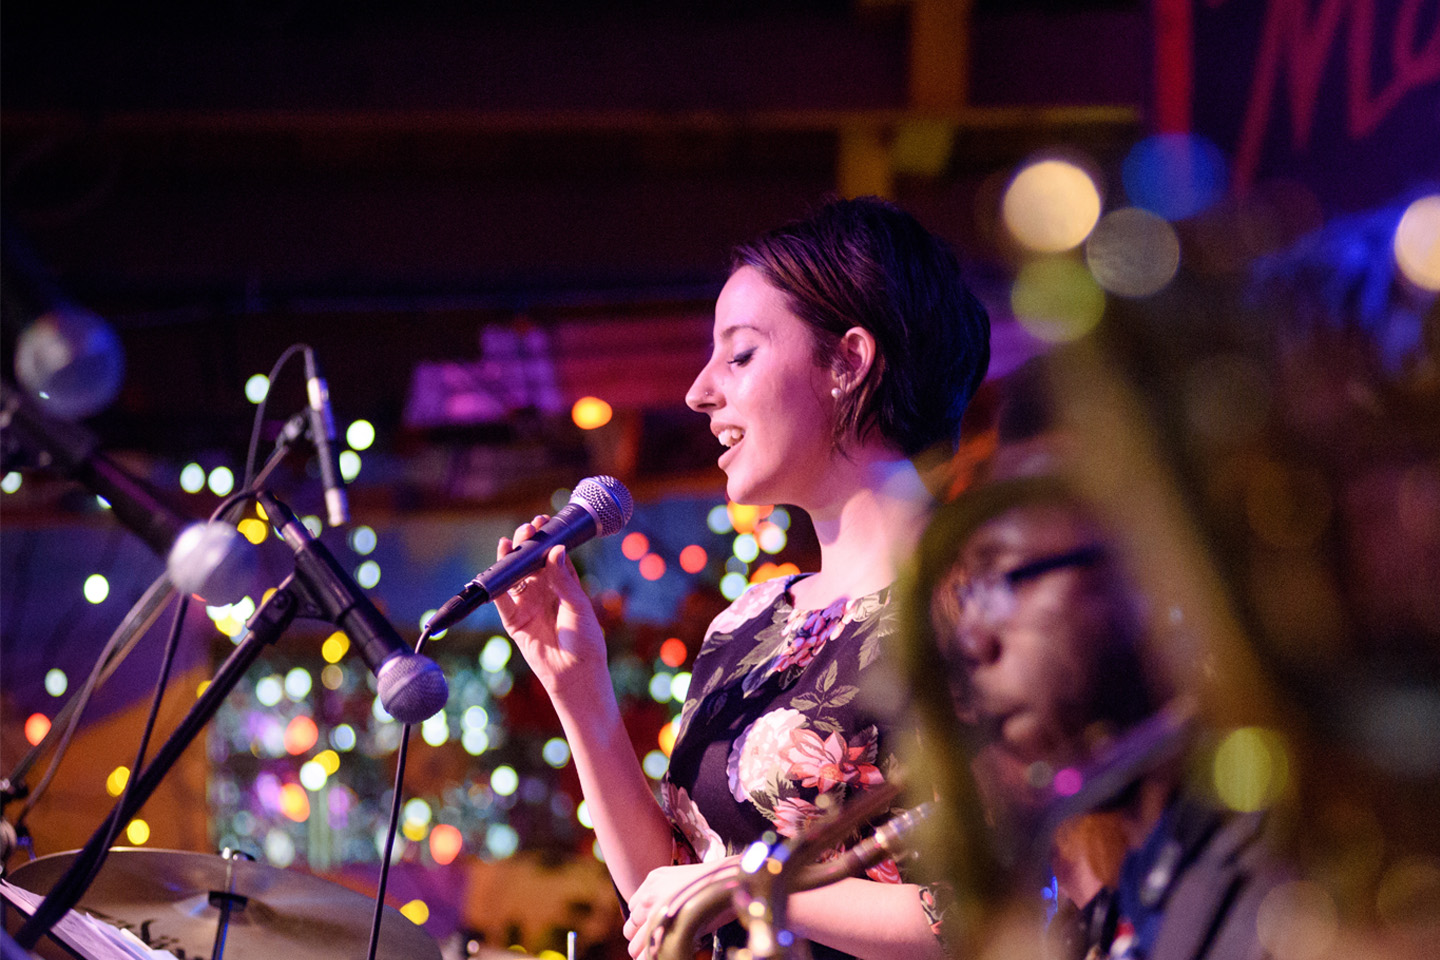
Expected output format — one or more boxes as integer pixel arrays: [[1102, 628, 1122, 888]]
[[789, 449, 932, 610]]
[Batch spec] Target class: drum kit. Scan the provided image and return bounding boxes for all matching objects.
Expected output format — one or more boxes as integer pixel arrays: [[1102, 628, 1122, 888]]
[[3, 847, 442, 960]]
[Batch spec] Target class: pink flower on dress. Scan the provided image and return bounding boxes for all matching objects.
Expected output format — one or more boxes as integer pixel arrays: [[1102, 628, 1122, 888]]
[[771, 797, 825, 838], [661, 782, 726, 863], [865, 857, 903, 884], [728, 708, 809, 802], [772, 597, 849, 673], [783, 728, 884, 794]]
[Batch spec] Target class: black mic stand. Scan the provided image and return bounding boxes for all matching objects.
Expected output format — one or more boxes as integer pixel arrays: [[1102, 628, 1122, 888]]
[[13, 572, 304, 949]]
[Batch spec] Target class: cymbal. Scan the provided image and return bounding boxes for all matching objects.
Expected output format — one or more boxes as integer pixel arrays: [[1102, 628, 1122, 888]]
[[8, 847, 440, 960]]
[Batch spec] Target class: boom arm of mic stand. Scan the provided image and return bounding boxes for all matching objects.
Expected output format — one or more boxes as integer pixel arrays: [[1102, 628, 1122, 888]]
[[13, 577, 305, 949]]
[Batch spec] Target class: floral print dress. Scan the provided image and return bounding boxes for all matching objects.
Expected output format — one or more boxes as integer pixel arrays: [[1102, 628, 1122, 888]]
[[661, 575, 938, 957]]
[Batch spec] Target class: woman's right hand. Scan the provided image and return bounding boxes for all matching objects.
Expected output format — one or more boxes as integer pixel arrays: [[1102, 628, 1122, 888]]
[[493, 516, 610, 701]]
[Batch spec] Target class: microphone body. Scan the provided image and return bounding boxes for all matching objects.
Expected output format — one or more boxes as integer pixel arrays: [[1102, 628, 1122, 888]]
[[258, 491, 447, 724], [426, 476, 633, 633], [304, 351, 348, 528]]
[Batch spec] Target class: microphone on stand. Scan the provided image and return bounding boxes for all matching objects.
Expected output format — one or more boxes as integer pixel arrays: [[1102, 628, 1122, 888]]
[[425, 476, 633, 633], [258, 490, 447, 724], [1, 380, 257, 604], [303, 350, 348, 528]]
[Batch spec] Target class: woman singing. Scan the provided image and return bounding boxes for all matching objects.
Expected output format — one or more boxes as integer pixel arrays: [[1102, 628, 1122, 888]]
[[492, 197, 990, 959]]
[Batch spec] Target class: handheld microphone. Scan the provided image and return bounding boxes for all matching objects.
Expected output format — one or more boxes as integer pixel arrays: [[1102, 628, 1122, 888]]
[[2, 381, 256, 604], [426, 476, 633, 633], [258, 490, 447, 724], [303, 350, 348, 528]]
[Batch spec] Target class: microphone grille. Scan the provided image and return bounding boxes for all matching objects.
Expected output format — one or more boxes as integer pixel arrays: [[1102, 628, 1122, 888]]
[[572, 475, 634, 537], [377, 654, 449, 725]]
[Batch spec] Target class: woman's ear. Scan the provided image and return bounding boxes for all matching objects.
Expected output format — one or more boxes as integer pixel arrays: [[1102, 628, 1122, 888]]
[[833, 326, 878, 391]]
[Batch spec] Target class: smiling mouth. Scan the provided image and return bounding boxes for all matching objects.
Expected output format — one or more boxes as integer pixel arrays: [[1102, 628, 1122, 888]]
[[717, 427, 744, 448]]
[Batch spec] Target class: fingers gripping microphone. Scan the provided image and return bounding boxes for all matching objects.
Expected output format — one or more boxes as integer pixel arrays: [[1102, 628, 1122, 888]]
[[258, 491, 447, 724], [304, 350, 349, 528], [426, 476, 633, 633]]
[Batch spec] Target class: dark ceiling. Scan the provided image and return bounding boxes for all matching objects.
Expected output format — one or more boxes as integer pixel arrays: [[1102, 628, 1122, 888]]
[[2, 0, 1147, 514]]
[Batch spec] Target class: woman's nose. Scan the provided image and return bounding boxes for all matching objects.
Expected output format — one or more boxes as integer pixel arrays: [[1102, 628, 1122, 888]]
[[955, 620, 1002, 668], [686, 363, 720, 412]]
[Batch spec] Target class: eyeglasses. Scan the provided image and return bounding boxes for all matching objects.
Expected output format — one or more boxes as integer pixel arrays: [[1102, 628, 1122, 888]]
[[951, 544, 1107, 634]]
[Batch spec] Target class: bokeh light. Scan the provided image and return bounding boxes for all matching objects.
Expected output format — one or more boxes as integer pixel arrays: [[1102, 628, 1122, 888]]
[[658, 719, 678, 756], [421, 712, 449, 747], [299, 760, 328, 791], [1010, 258, 1106, 343], [490, 766, 519, 796], [279, 783, 310, 822], [321, 631, 350, 663], [83, 574, 109, 604], [44, 668, 67, 697], [255, 675, 284, 707], [756, 522, 787, 554], [1213, 726, 1289, 812], [542, 737, 571, 768], [2, 472, 22, 494], [720, 572, 749, 600], [349, 525, 377, 555], [429, 824, 463, 865], [1256, 881, 1339, 960], [400, 899, 430, 926], [486, 824, 520, 859], [678, 544, 707, 574], [571, 396, 613, 430], [1002, 158, 1102, 253], [207, 466, 235, 496], [621, 532, 649, 560], [179, 463, 206, 493], [480, 636, 512, 672], [338, 450, 361, 482], [126, 819, 151, 845], [331, 724, 356, 751], [659, 637, 688, 668], [24, 713, 51, 746], [237, 518, 268, 544], [1394, 193, 1440, 291], [106, 766, 130, 797], [576, 801, 593, 829], [1085, 207, 1182, 297], [727, 502, 770, 535], [244, 374, 269, 404], [671, 672, 691, 701], [638, 554, 666, 581], [346, 419, 376, 451], [355, 560, 380, 589], [732, 533, 759, 563], [284, 715, 319, 755], [642, 750, 669, 779], [706, 504, 733, 534], [1122, 133, 1228, 221], [284, 667, 312, 700]]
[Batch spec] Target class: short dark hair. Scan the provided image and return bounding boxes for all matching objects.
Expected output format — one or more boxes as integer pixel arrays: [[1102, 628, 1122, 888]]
[[732, 196, 991, 458]]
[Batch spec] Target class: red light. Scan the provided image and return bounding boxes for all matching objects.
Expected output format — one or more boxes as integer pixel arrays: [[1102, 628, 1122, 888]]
[[639, 554, 666, 581], [678, 544, 708, 574], [429, 824, 463, 865], [659, 638, 688, 668], [622, 532, 649, 561], [25, 713, 51, 746], [284, 715, 319, 755]]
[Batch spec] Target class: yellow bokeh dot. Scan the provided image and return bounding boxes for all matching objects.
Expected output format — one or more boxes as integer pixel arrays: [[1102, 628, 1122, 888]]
[[1010, 258, 1106, 343], [322, 631, 351, 664], [316, 749, 341, 775], [402, 820, 429, 842], [1213, 727, 1289, 812], [105, 766, 130, 797], [399, 899, 430, 926], [237, 518, 269, 545], [126, 819, 151, 845], [1394, 194, 1440, 291], [1002, 159, 1102, 253], [658, 719, 678, 757], [571, 396, 613, 430], [197, 680, 211, 698]]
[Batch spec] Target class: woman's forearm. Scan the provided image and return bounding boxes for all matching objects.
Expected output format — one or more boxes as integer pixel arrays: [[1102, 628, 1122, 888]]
[[784, 878, 947, 960], [551, 679, 677, 899]]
